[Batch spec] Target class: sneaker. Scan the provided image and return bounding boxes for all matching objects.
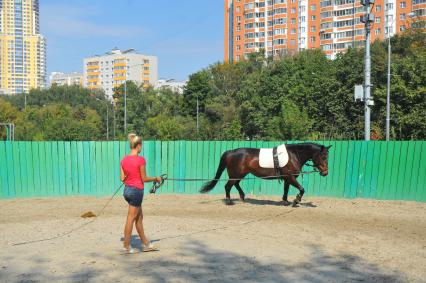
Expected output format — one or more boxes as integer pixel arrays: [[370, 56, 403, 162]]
[[142, 242, 158, 252], [121, 247, 137, 254]]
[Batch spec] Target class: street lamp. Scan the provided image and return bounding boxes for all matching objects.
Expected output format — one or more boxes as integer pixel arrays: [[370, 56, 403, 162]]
[[361, 0, 375, 141], [124, 79, 127, 133], [385, 18, 395, 141], [196, 94, 199, 135], [386, 13, 413, 141], [122, 62, 146, 134]]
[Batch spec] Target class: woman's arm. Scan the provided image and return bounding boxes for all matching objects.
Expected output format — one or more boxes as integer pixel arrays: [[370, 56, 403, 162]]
[[120, 166, 126, 182], [140, 165, 161, 183]]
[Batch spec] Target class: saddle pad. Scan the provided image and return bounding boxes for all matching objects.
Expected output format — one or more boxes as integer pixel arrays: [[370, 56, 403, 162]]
[[259, 144, 289, 168]]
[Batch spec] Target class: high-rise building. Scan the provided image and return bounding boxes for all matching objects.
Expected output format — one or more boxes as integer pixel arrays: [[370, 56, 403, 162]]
[[411, 0, 426, 29], [49, 72, 83, 87], [0, 0, 46, 95], [225, 0, 422, 61], [83, 48, 158, 99]]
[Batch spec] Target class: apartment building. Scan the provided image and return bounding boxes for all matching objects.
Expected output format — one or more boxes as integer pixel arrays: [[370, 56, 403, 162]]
[[49, 72, 83, 87], [83, 48, 158, 99], [411, 0, 426, 29], [225, 0, 422, 61], [0, 0, 46, 95], [154, 79, 188, 94]]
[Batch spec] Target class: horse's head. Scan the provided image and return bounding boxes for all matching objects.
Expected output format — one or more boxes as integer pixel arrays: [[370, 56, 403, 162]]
[[312, 145, 332, 176]]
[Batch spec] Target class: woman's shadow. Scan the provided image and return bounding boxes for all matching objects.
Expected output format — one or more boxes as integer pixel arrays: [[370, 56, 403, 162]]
[[120, 236, 142, 249]]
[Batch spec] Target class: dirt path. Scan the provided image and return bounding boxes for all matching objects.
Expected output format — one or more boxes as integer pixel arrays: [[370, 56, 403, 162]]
[[1, 194, 425, 282]]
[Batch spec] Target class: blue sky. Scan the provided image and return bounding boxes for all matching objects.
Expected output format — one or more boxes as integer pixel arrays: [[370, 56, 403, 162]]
[[41, 0, 223, 80]]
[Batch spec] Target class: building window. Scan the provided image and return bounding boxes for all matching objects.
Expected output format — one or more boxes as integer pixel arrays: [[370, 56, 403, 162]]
[[310, 36, 316, 42], [237, 16, 241, 22], [375, 17, 381, 23], [236, 35, 241, 41], [291, 28, 296, 34], [375, 29, 381, 35], [311, 15, 316, 20], [237, 26, 241, 31], [400, 25, 406, 31], [290, 39, 296, 45], [291, 8, 296, 14], [236, 7, 240, 12], [311, 26, 316, 32], [291, 18, 296, 24], [236, 45, 241, 51], [400, 13, 406, 20], [311, 4, 316, 11], [376, 5, 381, 12], [400, 2, 406, 8], [236, 55, 240, 61], [385, 3, 393, 11]]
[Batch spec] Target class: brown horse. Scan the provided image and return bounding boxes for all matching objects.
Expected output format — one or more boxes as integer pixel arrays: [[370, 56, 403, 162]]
[[200, 143, 331, 206]]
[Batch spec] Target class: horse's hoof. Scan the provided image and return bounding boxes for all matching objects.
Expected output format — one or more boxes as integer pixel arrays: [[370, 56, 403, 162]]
[[292, 201, 299, 207], [282, 200, 291, 206], [240, 197, 245, 202], [226, 199, 235, 206]]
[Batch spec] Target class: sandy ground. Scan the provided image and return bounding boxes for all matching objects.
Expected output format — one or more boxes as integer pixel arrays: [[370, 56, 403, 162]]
[[0, 193, 425, 283]]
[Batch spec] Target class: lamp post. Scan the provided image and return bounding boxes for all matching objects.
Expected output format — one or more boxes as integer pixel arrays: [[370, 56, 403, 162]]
[[106, 102, 109, 140], [122, 62, 145, 134], [386, 13, 413, 141], [113, 99, 116, 139], [385, 17, 396, 141], [361, 0, 375, 141], [196, 94, 199, 135], [124, 79, 127, 133]]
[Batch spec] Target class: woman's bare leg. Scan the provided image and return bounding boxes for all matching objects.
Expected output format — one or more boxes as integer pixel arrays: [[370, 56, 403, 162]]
[[123, 205, 138, 249], [135, 207, 150, 245]]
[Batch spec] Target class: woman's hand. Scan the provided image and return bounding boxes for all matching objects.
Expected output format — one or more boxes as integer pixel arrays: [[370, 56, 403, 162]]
[[156, 176, 162, 182]]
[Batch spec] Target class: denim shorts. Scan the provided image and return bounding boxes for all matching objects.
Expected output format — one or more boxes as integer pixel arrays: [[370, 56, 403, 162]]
[[123, 186, 144, 207]]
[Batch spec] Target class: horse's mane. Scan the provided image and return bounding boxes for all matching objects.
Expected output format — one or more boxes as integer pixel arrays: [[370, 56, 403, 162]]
[[286, 142, 323, 151]]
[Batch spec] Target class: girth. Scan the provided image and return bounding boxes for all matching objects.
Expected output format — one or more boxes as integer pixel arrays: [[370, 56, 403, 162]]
[[272, 146, 281, 180]]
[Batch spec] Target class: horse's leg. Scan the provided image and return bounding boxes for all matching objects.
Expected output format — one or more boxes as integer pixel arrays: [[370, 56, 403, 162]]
[[225, 180, 236, 205], [282, 180, 291, 206], [235, 181, 245, 202], [286, 176, 305, 207]]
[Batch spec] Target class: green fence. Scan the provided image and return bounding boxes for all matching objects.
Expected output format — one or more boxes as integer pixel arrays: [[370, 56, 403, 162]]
[[0, 141, 425, 201]]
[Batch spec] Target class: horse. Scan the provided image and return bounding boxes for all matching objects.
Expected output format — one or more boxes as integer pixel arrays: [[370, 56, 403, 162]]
[[200, 143, 331, 206]]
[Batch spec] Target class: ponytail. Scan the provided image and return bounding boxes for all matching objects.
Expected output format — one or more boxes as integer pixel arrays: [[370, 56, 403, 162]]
[[128, 133, 142, 149]]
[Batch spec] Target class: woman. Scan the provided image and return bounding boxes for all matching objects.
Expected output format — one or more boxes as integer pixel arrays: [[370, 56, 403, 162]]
[[120, 133, 162, 254]]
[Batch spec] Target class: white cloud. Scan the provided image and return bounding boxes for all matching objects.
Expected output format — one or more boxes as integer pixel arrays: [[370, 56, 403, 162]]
[[41, 3, 146, 38]]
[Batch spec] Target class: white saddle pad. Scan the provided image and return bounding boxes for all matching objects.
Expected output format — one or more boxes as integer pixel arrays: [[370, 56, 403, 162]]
[[259, 144, 289, 168]]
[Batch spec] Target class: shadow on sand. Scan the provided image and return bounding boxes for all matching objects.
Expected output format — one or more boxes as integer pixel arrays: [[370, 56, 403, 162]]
[[1, 239, 405, 282]]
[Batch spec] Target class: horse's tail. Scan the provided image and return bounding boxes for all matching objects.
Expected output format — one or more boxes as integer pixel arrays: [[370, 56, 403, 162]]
[[200, 152, 227, 193]]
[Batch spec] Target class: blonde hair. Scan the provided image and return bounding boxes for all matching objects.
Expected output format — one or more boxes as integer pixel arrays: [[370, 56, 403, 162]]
[[128, 133, 142, 149]]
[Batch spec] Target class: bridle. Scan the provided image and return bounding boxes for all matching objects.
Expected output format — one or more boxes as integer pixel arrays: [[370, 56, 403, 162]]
[[311, 151, 328, 174]]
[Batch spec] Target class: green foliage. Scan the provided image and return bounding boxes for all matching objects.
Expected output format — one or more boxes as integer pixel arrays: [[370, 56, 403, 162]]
[[12, 104, 102, 141], [0, 31, 424, 141]]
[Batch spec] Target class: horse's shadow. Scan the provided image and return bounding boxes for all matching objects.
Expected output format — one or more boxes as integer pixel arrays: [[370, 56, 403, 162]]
[[240, 198, 317, 207]]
